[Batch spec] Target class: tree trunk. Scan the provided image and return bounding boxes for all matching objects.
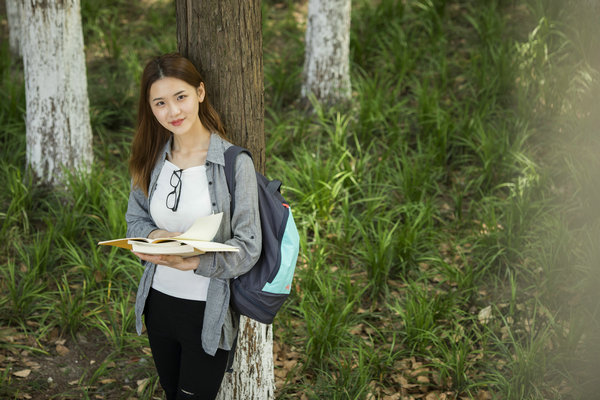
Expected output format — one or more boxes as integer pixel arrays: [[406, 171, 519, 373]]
[[218, 317, 274, 399], [302, 0, 352, 104], [22, 0, 93, 185], [176, 0, 265, 172], [175, 1, 274, 399], [5, 0, 22, 58]]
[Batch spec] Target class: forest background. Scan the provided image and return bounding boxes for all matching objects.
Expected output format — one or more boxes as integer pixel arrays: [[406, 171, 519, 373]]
[[1, 0, 599, 399]]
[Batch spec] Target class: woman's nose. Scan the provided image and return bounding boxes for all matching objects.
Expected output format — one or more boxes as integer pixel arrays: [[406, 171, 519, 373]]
[[168, 102, 180, 116]]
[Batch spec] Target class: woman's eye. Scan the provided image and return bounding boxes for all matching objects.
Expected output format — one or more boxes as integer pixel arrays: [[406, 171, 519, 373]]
[[155, 101, 164, 107], [177, 95, 186, 101]]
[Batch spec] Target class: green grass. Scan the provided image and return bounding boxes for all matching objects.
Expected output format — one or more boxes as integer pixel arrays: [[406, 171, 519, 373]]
[[1, 0, 599, 398]]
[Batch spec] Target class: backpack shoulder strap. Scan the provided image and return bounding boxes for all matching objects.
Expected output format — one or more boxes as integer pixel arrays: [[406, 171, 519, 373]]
[[224, 145, 253, 214]]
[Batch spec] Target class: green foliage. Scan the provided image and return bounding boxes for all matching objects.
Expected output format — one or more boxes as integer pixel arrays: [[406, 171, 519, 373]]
[[1, 0, 598, 398], [0, 258, 49, 325], [95, 292, 137, 353], [300, 271, 364, 370], [391, 281, 452, 353]]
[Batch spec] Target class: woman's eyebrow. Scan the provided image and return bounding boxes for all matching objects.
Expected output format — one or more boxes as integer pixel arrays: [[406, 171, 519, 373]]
[[152, 90, 186, 102]]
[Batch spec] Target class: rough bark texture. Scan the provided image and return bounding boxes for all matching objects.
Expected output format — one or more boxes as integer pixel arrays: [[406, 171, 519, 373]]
[[176, 0, 265, 173], [175, 1, 273, 399], [217, 317, 274, 400], [22, 0, 93, 185], [302, 0, 352, 104], [5, 0, 22, 57]]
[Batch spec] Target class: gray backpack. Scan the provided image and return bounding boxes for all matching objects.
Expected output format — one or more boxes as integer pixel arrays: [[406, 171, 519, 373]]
[[224, 146, 300, 324]]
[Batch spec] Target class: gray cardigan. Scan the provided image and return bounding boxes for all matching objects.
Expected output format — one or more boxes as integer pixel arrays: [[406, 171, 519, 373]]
[[126, 133, 262, 356]]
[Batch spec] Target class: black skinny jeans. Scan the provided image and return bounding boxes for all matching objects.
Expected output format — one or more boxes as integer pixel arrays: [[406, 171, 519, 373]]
[[144, 288, 229, 400]]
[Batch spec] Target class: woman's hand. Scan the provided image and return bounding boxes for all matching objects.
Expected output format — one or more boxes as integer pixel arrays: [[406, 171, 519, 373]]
[[134, 229, 198, 270], [148, 229, 182, 239], [133, 252, 200, 271]]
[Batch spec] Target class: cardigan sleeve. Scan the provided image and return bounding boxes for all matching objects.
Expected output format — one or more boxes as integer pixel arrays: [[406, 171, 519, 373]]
[[193, 153, 262, 279], [125, 182, 159, 239]]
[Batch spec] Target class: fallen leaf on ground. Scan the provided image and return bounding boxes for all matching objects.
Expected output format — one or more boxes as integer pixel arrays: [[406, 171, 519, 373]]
[[274, 369, 286, 379], [56, 344, 70, 356], [137, 378, 149, 394], [478, 305, 492, 324], [426, 392, 442, 400], [392, 374, 408, 386], [478, 390, 493, 400], [24, 360, 41, 369], [13, 369, 31, 378]]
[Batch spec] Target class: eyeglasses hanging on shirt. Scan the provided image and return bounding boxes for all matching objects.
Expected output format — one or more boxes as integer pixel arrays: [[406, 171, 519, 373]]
[[166, 168, 183, 212]]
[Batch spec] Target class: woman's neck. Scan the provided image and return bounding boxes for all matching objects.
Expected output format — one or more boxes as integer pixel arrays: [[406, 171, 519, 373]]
[[170, 121, 212, 168], [172, 131, 210, 153]]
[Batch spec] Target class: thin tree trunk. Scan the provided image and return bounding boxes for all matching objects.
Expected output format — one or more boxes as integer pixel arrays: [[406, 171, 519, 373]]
[[302, 0, 352, 104], [22, 0, 93, 185], [175, 1, 273, 399], [5, 0, 22, 58]]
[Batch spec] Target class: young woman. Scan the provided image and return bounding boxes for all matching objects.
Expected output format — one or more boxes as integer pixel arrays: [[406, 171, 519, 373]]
[[125, 53, 262, 400]]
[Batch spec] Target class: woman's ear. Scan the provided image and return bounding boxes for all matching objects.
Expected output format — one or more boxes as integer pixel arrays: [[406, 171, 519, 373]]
[[197, 83, 205, 103]]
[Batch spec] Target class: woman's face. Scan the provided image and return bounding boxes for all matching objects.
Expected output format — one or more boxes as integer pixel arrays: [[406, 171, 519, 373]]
[[149, 77, 205, 136]]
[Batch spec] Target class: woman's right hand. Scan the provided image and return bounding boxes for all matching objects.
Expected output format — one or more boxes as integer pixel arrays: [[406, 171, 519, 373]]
[[147, 229, 183, 239]]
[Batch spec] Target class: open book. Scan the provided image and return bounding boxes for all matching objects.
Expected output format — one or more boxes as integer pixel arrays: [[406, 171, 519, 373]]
[[98, 213, 238, 257]]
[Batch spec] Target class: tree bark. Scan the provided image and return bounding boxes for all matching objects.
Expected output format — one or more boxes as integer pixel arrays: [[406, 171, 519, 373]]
[[176, 0, 265, 172], [218, 317, 274, 400], [175, 1, 273, 399], [22, 0, 93, 185], [302, 0, 352, 104], [5, 0, 22, 58]]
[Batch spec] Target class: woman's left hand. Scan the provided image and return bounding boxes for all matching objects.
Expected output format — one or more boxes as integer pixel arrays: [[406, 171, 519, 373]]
[[133, 252, 200, 271]]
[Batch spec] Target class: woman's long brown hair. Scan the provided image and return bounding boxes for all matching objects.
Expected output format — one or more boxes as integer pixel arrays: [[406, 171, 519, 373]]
[[129, 53, 226, 196]]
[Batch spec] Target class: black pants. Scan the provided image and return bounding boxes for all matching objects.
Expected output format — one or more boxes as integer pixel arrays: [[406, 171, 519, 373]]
[[145, 288, 229, 400]]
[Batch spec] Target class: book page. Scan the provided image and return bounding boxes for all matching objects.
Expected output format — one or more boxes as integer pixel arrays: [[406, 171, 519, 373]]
[[180, 239, 239, 252], [129, 240, 183, 248], [171, 212, 223, 242], [98, 212, 227, 251], [129, 241, 205, 257], [98, 237, 150, 249]]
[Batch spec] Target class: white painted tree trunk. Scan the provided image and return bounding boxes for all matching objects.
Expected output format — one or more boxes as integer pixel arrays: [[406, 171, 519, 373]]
[[217, 317, 275, 399], [5, 0, 22, 57], [302, 0, 352, 104], [22, 0, 93, 185]]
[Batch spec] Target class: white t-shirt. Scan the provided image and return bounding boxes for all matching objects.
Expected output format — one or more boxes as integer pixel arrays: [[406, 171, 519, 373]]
[[149, 160, 212, 301]]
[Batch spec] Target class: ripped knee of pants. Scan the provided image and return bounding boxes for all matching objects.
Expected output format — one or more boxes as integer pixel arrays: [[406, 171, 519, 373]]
[[178, 387, 201, 400]]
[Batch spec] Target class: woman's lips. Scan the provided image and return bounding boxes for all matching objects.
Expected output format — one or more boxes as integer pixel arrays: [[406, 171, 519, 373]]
[[170, 119, 184, 126]]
